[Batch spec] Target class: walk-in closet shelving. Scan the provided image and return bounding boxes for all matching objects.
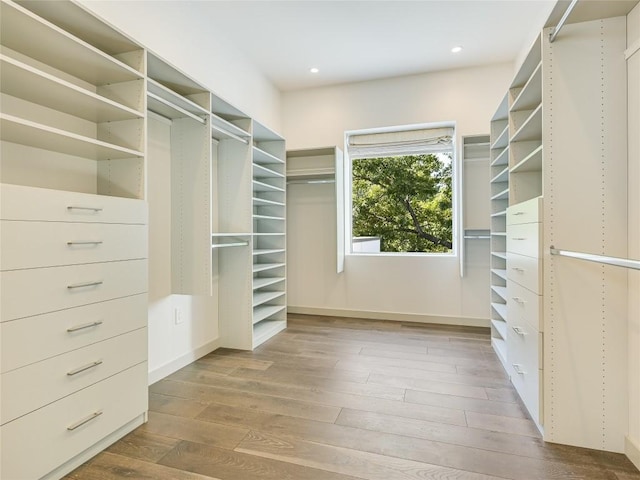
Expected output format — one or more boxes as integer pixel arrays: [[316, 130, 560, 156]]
[[251, 122, 287, 348], [489, 93, 510, 370], [1, 1, 148, 478]]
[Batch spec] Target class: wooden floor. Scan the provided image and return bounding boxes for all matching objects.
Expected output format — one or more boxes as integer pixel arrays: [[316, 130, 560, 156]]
[[66, 314, 640, 480]]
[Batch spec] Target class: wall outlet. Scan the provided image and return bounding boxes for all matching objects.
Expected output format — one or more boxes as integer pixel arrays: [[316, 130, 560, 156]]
[[174, 307, 184, 325]]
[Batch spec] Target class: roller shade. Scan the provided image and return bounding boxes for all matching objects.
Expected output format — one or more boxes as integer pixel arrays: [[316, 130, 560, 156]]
[[347, 127, 454, 159]]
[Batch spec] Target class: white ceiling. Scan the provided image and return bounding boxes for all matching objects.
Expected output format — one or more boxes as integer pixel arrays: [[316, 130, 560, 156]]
[[194, 1, 557, 91]]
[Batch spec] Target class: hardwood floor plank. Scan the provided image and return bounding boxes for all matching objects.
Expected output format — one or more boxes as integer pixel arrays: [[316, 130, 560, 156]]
[[150, 378, 342, 423], [197, 352, 273, 370], [404, 389, 528, 419], [286, 331, 432, 355], [456, 364, 510, 379], [66, 452, 220, 480], [149, 392, 210, 418], [465, 411, 541, 438], [236, 429, 505, 480], [139, 411, 249, 449], [368, 372, 490, 400], [485, 386, 521, 403], [105, 430, 180, 463], [158, 440, 362, 480], [212, 348, 339, 369]]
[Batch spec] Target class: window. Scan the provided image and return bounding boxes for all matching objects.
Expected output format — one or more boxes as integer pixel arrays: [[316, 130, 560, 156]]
[[345, 124, 456, 255]]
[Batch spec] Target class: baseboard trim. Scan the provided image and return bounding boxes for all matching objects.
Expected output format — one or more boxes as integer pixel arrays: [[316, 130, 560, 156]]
[[626, 436, 640, 470], [287, 306, 490, 328], [148, 337, 220, 385]]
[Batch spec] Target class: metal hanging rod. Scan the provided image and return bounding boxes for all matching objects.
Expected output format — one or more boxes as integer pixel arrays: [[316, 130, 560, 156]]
[[212, 241, 249, 249], [287, 179, 335, 185], [550, 246, 640, 271], [549, 0, 579, 43], [147, 91, 206, 125]]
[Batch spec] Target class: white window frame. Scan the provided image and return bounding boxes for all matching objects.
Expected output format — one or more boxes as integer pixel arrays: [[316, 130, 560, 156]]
[[342, 121, 459, 258]]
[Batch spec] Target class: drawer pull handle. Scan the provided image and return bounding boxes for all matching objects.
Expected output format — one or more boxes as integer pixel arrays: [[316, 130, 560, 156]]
[[512, 326, 527, 335], [511, 267, 525, 272], [67, 320, 103, 333], [512, 364, 526, 375], [67, 280, 103, 289], [513, 211, 525, 216], [67, 241, 103, 246], [67, 410, 103, 431], [67, 360, 103, 376], [67, 206, 103, 212], [512, 297, 526, 304], [512, 237, 527, 241]]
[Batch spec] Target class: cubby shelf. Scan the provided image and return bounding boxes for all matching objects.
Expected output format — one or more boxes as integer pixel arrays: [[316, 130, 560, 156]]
[[253, 305, 286, 324], [252, 277, 285, 290], [511, 144, 543, 173]]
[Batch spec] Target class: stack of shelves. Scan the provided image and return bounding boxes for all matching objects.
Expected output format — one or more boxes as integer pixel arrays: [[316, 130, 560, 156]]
[[489, 94, 510, 369], [251, 122, 286, 347], [0, 1, 148, 478]]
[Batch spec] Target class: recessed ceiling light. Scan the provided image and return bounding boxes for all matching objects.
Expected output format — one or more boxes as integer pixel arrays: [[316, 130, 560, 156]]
[[451, 46, 463, 53], [310, 67, 319, 74]]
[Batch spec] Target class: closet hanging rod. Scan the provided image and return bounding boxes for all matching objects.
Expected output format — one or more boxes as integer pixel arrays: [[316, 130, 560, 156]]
[[548, 0, 578, 43], [550, 246, 640, 270], [464, 235, 491, 239], [147, 92, 206, 124], [211, 123, 249, 144], [287, 179, 335, 185], [212, 241, 249, 249]]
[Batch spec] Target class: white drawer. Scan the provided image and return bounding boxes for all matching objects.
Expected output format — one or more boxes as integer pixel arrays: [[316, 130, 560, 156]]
[[506, 196, 543, 225], [1, 221, 148, 271], [507, 252, 542, 294], [1, 259, 148, 322], [0, 184, 147, 224], [506, 222, 542, 258], [1, 362, 147, 480], [507, 318, 542, 424], [1, 294, 147, 373], [507, 281, 543, 332], [1, 327, 147, 425]]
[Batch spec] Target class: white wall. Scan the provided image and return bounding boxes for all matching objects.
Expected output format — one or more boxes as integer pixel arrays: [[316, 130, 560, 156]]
[[77, 0, 282, 132], [283, 64, 513, 325], [627, 2, 640, 469]]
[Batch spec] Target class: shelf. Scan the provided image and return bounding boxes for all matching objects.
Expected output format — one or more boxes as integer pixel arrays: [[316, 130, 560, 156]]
[[252, 197, 285, 207], [286, 167, 335, 179], [511, 104, 542, 143], [511, 145, 543, 173], [511, 35, 541, 88], [253, 318, 287, 348], [1, 54, 142, 122], [253, 305, 286, 324], [253, 214, 285, 221], [491, 125, 509, 150], [491, 302, 508, 320], [1, 0, 143, 86], [253, 180, 284, 193], [253, 277, 285, 290], [147, 78, 208, 121], [510, 62, 542, 112], [253, 146, 284, 165], [491, 146, 509, 167], [211, 113, 250, 143], [491, 167, 508, 184], [253, 249, 285, 256], [491, 268, 508, 280], [491, 319, 508, 340], [492, 232, 507, 237], [1, 114, 143, 160], [254, 233, 285, 237], [253, 122, 284, 143], [252, 262, 285, 273], [491, 188, 509, 201], [253, 291, 285, 307], [492, 252, 507, 260], [491, 210, 507, 217], [253, 163, 284, 179], [491, 285, 508, 301]]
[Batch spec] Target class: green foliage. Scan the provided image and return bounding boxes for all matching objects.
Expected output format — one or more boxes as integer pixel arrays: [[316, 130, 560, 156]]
[[352, 153, 453, 253]]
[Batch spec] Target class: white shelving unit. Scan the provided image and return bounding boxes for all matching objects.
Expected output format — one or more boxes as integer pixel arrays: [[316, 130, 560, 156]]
[[489, 94, 509, 371], [0, 2, 148, 479]]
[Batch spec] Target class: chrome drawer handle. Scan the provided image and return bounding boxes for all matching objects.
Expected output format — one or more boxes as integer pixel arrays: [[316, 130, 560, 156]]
[[67, 206, 103, 212], [512, 237, 527, 240], [513, 211, 525, 216], [512, 326, 527, 335], [512, 364, 526, 375], [511, 267, 525, 272], [67, 241, 103, 246], [67, 281, 103, 289], [67, 410, 103, 431], [67, 360, 103, 376], [67, 320, 103, 333], [512, 297, 526, 304]]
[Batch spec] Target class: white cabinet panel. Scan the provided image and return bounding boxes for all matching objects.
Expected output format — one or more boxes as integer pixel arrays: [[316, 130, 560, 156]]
[[0, 221, 147, 270], [507, 252, 542, 294], [1, 259, 148, 321], [1, 327, 146, 424], [507, 222, 542, 258], [1, 293, 147, 373], [507, 280, 543, 332], [506, 196, 542, 225], [0, 363, 147, 480]]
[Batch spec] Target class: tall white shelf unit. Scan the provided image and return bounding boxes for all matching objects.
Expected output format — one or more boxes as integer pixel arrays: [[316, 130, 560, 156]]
[[491, 12, 630, 453], [0, 1, 148, 479]]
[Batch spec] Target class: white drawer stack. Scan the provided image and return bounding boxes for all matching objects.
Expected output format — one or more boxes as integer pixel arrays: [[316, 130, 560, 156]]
[[506, 196, 543, 428], [0, 184, 149, 480]]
